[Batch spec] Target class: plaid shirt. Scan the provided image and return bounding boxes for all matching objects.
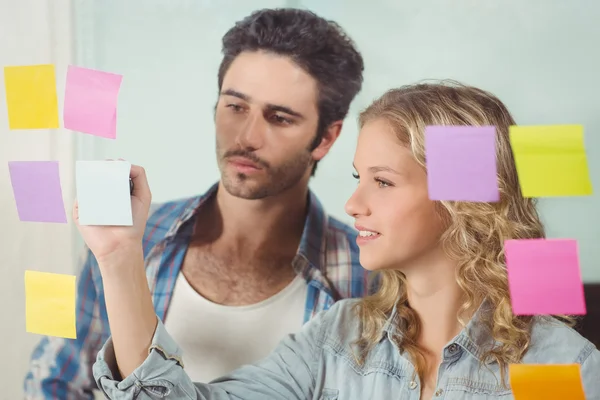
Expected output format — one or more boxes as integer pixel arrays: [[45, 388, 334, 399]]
[[24, 183, 371, 399]]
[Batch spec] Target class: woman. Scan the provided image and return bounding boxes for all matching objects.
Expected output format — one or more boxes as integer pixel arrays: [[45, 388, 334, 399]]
[[83, 82, 599, 399]]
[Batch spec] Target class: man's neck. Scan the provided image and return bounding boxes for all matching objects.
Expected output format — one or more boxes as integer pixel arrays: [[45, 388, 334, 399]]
[[194, 180, 310, 254], [180, 181, 312, 306]]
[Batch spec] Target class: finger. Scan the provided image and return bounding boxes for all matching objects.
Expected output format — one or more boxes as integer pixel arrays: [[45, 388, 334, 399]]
[[129, 164, 151, 200]]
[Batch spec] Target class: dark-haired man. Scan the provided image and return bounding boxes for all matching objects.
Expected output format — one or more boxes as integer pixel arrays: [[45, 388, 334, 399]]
[[25, 8, 368, 398]]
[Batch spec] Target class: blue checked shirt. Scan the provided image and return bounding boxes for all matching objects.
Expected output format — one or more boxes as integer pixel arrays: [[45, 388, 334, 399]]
[[24, 184, 372, 400]]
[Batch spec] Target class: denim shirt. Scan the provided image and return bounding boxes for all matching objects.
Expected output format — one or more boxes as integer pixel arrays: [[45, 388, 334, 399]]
[[94, 299, 600, 399]]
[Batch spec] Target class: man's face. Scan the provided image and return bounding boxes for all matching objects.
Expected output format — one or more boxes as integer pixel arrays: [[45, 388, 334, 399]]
[[215, 51, 321, 199]]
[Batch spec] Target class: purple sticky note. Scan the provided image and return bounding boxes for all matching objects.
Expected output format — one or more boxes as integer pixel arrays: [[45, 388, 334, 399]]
[[505, 239, 586, 315], [63, 65, 123, 139], [425, 126, 499, 202], [8, 161, 67, 223]]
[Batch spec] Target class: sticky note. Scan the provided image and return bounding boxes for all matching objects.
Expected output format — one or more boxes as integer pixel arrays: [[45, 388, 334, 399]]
[[509, 364, 585, 399], [509, 125, 592, 197], [63, 66, 123, 139], [505, 239, 585, 315], [25, 270, 76, 339], [3, 64, 60, 129], [8, 161, 67, 223], [425, 126, 499, 202], [76, 160, 132, 226]]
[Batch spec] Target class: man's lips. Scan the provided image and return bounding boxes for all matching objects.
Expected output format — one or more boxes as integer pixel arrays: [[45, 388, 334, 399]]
[[228, 156, 261, 169], [227, 156, 265, 173]]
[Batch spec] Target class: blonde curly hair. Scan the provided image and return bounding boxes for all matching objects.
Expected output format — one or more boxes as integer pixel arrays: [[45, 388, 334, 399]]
[[353, 81, 572, 386]]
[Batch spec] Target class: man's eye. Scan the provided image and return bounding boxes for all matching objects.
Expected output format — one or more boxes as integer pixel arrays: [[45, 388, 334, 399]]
[[226, 104, 243, 112], [271, 114, 293, 125]]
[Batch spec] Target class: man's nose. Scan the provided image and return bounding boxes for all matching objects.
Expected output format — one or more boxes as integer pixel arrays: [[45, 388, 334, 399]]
[[235, 112, 266, 151]]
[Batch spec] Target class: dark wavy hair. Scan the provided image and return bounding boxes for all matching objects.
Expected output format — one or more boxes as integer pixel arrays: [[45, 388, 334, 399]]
[[218, 8, 364, 175]]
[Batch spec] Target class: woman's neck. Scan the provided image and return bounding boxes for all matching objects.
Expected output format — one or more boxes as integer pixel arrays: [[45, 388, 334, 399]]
[[408, 281, 465, 354], [405, 271, 465, 390], [399, 248, 481, 390], [402, 249, 467, 356]]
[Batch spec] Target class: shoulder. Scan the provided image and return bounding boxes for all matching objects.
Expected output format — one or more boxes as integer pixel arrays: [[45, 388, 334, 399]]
[[326, 215, 358, 241], [322, 215, 376, 296], [146, 197, 197, 228], [323, 215, 359, 258], [142, 196, 199, 244], [524, 317, 598, 365], [313, 299, 362, 344], [526, 318, 600, 397]]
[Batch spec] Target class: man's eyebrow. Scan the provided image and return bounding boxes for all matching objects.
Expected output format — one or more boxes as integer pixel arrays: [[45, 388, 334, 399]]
[[265, 104, 304, 119], [220, 89, 250, 101], [220, 88, 305, 119]]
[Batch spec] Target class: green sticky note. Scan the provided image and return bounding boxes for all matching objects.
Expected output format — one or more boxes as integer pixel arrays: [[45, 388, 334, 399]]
[[509, 125, 592, 197]]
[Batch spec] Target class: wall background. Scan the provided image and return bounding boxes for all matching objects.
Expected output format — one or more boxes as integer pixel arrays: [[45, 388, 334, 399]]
[[1, 1, 598, 398]]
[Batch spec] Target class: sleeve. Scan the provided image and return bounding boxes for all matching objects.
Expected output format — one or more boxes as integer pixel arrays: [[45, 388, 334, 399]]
[[580, 344, 600, 399], [24, 246, 110, 400], [93, 308, 329, 400]]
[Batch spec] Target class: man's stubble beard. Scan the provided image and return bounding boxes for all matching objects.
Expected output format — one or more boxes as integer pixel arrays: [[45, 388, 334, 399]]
[[217, 146, 314, 200]]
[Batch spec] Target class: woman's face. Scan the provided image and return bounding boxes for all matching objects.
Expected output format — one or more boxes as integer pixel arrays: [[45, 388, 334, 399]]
[[345, 118, 446, 272]]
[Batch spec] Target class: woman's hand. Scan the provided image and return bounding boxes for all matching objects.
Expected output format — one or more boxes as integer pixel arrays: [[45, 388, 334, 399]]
[[73, 162, 158, 378], [73, 163, 152, 265]]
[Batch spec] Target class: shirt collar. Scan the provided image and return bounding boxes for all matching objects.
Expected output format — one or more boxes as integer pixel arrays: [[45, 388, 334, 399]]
[[451, 300, 500, 362], [162, 183, 217, 242], [295, 190, 328, 273], [381, 298, 500, 362], [161, 183, 329, 273]]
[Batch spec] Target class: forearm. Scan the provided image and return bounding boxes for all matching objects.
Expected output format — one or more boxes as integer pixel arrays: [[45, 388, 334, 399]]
[[98, 247, 158, 379]]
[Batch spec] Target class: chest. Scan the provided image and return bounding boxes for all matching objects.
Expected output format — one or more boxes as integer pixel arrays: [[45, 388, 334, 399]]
[[180, 245, 298, 305], [164, 273, 308, 382], [313, 340, 514, 400]]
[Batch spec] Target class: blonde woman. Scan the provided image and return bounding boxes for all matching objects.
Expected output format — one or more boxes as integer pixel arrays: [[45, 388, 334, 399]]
[[83, 82, 599, 399]]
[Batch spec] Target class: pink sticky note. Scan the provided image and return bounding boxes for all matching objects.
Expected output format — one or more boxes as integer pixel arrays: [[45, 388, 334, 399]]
[[63, 65, 123, 139], [425, 126, 499, 202], [8, 161, 67, 223], [505, 239, 586, 315]]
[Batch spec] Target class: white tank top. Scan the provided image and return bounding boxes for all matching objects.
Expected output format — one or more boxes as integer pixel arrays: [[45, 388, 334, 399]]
[[163, 272, 308, 383]]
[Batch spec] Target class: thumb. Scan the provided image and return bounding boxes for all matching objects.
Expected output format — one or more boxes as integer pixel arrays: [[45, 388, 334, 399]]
[[129, 164, 152, 204]]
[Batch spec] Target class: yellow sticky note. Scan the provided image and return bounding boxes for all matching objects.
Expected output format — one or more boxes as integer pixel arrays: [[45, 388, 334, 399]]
[[24, 270, 76, 339], [509, 125, 592, 197], [3, 64, 60, 129], [509, 364, 586, 399]]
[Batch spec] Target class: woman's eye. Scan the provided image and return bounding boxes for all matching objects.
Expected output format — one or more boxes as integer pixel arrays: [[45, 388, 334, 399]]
[[375, 178, 390, 188]]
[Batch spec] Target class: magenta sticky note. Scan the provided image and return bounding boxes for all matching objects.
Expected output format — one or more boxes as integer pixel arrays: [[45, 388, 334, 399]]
[[425, 126, 499, 202], [8, 161, 67, 223], [505, 239, 586, 315], [63, 65, 123, 139]]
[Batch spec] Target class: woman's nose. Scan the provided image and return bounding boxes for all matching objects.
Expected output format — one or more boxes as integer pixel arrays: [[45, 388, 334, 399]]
[[345, 187, 369, 218]]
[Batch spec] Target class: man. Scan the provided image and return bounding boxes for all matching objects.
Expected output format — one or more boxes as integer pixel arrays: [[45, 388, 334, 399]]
[[25, 8, 369, 399]]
